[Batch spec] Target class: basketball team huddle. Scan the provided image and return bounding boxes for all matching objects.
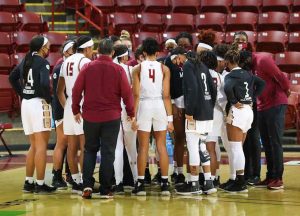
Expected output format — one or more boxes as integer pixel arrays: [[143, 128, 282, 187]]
[[10, 29, 291, 199]]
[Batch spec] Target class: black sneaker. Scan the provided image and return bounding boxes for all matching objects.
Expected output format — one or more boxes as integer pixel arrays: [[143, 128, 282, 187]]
[[160, 182, 171, 196], [52, 170, 68, 190], [82, 187, 93, 199], [175, 173, 185, 186], [202, 180, 217, 195], [213, 176, 220, 188], [132, 181, 146, 196], [152, 171, 161, 185], [34, 183, 56, 194], [23, 180, 35, 193], [175, 181, 202, 195], [224, 180, 248, 193], [171, 172, 178, 183], [219, 179, 235, 191], [66, 174, 75, 187], [144, 168, 151, 186], [112, 183, 125, 195], [72, 182, 83, 194], [247, 176, 261, 186], [199, 173, 205, 187]]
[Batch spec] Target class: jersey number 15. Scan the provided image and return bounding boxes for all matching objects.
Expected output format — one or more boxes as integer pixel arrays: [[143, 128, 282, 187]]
[[66, 62, 74, 76]]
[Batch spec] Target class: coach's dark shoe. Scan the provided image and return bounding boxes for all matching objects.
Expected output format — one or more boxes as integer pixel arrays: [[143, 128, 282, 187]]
[[267, 179, 284, 190], [144, 168, 151, 186], [34, 183, 56, 194], [82, 187, 93, 199], [254, 178, 273, 188], [175, 181, 202, 195], [152, 171, 162, 185], [213, 176, 220, 188], [23, 180, 35, 193], [132, 180, 146, 196], [202, 180, 217, 195], [247, 176, 261, 186], [52, 169, 68, 190], [219, 179, 235, 191], [112, 183, 125, 195], [175, 173, 185, 186]]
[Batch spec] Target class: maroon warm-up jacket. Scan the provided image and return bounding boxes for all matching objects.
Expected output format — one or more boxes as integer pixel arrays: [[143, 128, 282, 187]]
[[72, 55, 134, 123], [252, 52, 290, 111]]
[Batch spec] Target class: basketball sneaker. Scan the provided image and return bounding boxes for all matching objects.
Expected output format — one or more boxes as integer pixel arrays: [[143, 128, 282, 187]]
[[82, 187, 93, 199], [34, 183, 56, 194], [99, 187, 114, 199], [224, 176, 248, 193], [267, 179, 284, 190], [254, 178, 273, 188], [175, 173, 185, 186], [132, 180, 146, 196], [144, 168, 151, 186], [219, 179, 235, 191], [213, 176, 220, 188], [72, 182, 83, 194], [171, 172, 178, 183], [66, 173, 75, 187], [112, 182, 125, 195], [175, 181, 202, 195], [247, 176, 260, 186], [52, 169, 67, 190], [23, 180, 35, 193], [152, 171, 161, 185], [202, 180, 217, 195]]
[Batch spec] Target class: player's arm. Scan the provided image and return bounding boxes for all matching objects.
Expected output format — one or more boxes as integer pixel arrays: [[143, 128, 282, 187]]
[[131, 64, 141, 131], [183, 61, 197, 119], [72, 67, 86, 123], [224, 76, 241, 109], [162, 64, 174, 132], [39, 62, 51, 104], [9, 60, 22, 97]]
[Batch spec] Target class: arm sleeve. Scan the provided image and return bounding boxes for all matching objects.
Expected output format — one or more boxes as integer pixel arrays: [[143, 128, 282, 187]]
[[120, 67, 135, 117], [224, 76, 239, 105], [183, 62, 197, 116], [72, 67, 85, 115], [9, 62, 23, 97], [258, 55, 290, 91], [253, 75, 266, 98], [39, 62, 51, 103], [206, 67, 217, 107]]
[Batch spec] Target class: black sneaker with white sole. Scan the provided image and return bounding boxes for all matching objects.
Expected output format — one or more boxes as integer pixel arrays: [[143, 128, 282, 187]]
[[52, 169, 68, 190], [132, 181, 146, 196], [23, 180, 35, 193], [224, 180, 248, 193], [202, 180, 217, 195], [219, 179, 235, 191], [72, 182, 83, 194], [175, 173, 185, 186], [112, 183, 125, 195], [144, 168, 151, 186], [161, 182, 171, 196], [171, 172, 178, 183], [213, 176, 220, 188], [152, 171, 161, 185], [175, 181, 202, 195], [34, 183, 56, 194]]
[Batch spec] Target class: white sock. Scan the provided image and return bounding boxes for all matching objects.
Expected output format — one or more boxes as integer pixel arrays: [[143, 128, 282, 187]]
[[26, 177, 34, 184], [204, 172, 211, 180], [230, 174, 236, 180], [36, 180, 44, 186], [190, 175, 199, 182], [230, 141, 245, 171], [177, 167, 183, 174], [186, 173, 191, 182], [72, 173, 81, 184], [211, 175, 216, 180], [138, 176, 145, 180]]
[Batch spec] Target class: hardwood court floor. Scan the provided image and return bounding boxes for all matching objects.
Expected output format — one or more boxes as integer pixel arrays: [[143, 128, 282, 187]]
[[0, 154, 300, 216]]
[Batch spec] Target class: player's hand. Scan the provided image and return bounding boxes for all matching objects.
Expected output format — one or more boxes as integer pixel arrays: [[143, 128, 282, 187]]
[[185, 114, 193, 121], [167, 122, 174, 133], [234, 102, 243, 109], [74, 113, 82, 124], [131, 119, 138, 131]]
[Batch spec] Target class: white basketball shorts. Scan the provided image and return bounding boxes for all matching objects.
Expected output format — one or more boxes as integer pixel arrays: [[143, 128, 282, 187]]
[[207, 107, 225, 142], [185, 119, 213, 134], [63, 98, 83, 135], [226, 105, 254, 133]]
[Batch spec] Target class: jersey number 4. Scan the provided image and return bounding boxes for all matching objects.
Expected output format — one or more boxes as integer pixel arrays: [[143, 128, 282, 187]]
[[66, 62, 74, 76], [149, 69, 155, 83], [27, 69, 34, 86]]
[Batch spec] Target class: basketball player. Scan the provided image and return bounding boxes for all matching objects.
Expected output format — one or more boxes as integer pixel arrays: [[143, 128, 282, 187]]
[[131, 37, 174, 196], [57, 36, 93, 193], [112, 44, 138, 194], [223, 50, 265, 193], [51, 40, 74, 189], [9, 36, 56, 193]]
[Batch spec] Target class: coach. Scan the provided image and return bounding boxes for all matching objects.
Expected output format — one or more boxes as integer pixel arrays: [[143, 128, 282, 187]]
[[72, 39, 135, 198]]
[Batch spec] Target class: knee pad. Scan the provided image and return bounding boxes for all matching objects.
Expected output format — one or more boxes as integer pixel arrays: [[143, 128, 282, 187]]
[[186, 133, 200, 166], [198, 138, 210, 164]]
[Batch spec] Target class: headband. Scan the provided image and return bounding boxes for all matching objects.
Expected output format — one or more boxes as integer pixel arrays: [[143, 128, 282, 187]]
[[170, 54, 178, 61], [43, 37, 48, 46], [79, 39, 94, 49], [217, 56, 224, 61], [165, 39, 177, 45], [117, 50, 129, 58], [63, 41, 74, 53], [197, 42, 213, 51]]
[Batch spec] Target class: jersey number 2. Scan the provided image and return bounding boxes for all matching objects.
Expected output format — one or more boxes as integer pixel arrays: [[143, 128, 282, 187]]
[[149, 69, 155, 83], [67, 62, 74, 76]]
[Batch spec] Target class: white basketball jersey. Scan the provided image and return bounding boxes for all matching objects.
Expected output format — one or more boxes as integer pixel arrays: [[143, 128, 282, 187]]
[[60, 53, 91, 98], [120, 62, 133, 85], [140, 60, 163, 99]]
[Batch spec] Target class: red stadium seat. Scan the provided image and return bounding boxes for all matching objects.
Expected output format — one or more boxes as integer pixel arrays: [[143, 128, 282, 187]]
[[143, 0, 171, 14], [164, 13, 194, 32], [200, 0, 232, 14], [261, 0, 292, 13], [257, 12, 289, 31], [214, 32, 226, 44], [275, 52, 300, 73], [231, 0, 262, 13], [226, 12, 258, 31], [116, 0, 142, 13], [0, 12, 17, 32], [256, 31, 288, 53], [0, 0, 24, 13], [138, 13, 164, 32], [0, 53, 12, 75], [225, 31, 257, 47], [290, 72, 300, 85], [17, 12, 48, 32], [11, 53, 26, 67], [288, 32, 300, 51], [108, 12, 138, 34], [0, 32, 13, 54], [171, 0, 200, 14], [90, 0, 115, 13], [293, 0, 300, 12], [132, 32, 162, 49], [47, 52, 62, 73], [43, 32, 67, 52], [195, 13, 226, 32], [289, 13, 300, 32], [13, 31, 39, 53], [162, 32, 180, 43]]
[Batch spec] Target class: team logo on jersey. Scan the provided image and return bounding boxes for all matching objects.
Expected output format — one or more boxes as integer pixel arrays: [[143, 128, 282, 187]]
[[53, 73, 57, 79], [46, 65, 50, 70]]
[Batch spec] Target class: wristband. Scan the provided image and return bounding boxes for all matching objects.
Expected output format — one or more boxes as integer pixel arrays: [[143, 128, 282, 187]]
[[167, 115, 173, 122]]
